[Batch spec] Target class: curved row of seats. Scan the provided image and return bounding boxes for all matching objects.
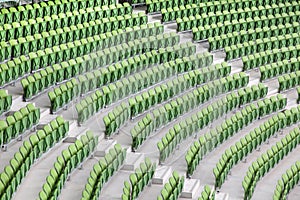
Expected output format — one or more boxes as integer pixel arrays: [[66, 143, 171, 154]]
[[21, 31, 176, 101], [0, 103, 40, 147], [242, 45, 300, 71], [122, 157, 156, 200], [213, 105, 300, 189], [0, 0, 115, 25], [0, 90, 12, 116], [76, 49, 210, 125], [278, 71, 300, 92], [130, 62, 232, 151], [192, 11, 300, 41], [273, 160, 300, 200], [208, 22, 300, 52], [198, 185, 215, 200], [243, 126, 300, 200], [160, 0, 289, 22], [0, 116, 69, 200], [81, 143, 127, 200], [185, 84, 269, 176], [260, 57, 300, 81], [146, 0, 201, 13], [38, 131, 98, 200], [157, 171, 184, 200], [157, 75, 251, 163]]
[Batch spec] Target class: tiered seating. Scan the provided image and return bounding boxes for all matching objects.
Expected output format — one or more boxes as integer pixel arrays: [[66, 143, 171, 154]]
[[146, 0, 202, 13], [243, 127, 300, 200], [0, 0, 115, 25], [177, 2, 300, 32], [122, 157, 156, 200], [224, 32, 300, 61], [81, 144, 127, 200], [208, 22, 300, 51], [157, 171, 184, 200], [213, 105, 300, 189], [0, 116, 69, 200], [260, 57, 300, 81], [186, 93, 287, 177], [77, 50, 211, 125], [157, 74, 251, 163], [192, 11, 300, 41], [0, 103, 40, 147], [297, 87, 300, 103], [22, 31, 179, 101], [38, 131, 98, 200], [278, 71, 300, 92], [273, 160, 300, 200], [242, 45, 300, 71], [0, 90, 12, 115], [198, 185, 215, 200]]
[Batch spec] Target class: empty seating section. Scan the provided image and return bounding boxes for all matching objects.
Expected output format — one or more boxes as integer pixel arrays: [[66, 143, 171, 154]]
[[81, 144, 127, 200], [273, 161, 300, 200], [0, 103, 40, 147], [243, 127, 300, 200], [0, 116, 69, 200], [260, 57, 300, 81], [0, 0, 116, 25], [157, 74, 251, 163], [198, 185, 215, 200], [208, 22, 300, 51], [186, 92, 287, 177], [242, 45, 300, 71], [213, 105, 300, 189], [77, 49, 211, 125], [38, 131, 98, 200], [157, 171, 184, 200], [278, 71, 300, 92], [122, 157, 156, 200], [146, 0, 202, 13], [0, 90, 12, 115], [177, 2, 300, 32]]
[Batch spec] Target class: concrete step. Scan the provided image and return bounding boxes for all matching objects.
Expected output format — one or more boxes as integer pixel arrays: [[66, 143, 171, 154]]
[[180, 179, 201, 199], [152, 166, 173, 185], [37, 114, 59, 129], [94, 139, 116, 157], [122, 152, 144, 171], [215, 192, 230, 200], [63, 124, 88, 143]]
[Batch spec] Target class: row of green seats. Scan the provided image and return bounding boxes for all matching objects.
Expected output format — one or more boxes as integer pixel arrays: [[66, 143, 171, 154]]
[[260, 57, 300, 81], [78, 51, 212, 126], [225, 32, 300, 61], [50, 41, 192, 114], [122, 157, 156, 200], [242, 45, 300, 71], [0, 116, 69, 200], [213, 105, 300, 190], [161, 0, 290, 22], [273, 160, 300, 200], [0, 0, 116, 24], [243, 126, 300, 200], [157, 73, 250, 163], [198, 185, 215, 200], [38, 131, 98, 200], [0, 103, 40, 147], [157, 171, 184, 200], [21, 31, 176, 100], [0, 90, 12, 116], [176, 1, 300, 32], [0, 22, 163, 87], [0, 9, 145, 44], [81, 144, 127, 200], [192, 11, 300, 41], [132, 66, 250, 152], [208, 22, 300, 51], [129, 63, 227, 118], [146, 0, 202, 13], [278, 71, 300, 92], [104, 103, 130, 138], [185, 84, 269, 177]]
